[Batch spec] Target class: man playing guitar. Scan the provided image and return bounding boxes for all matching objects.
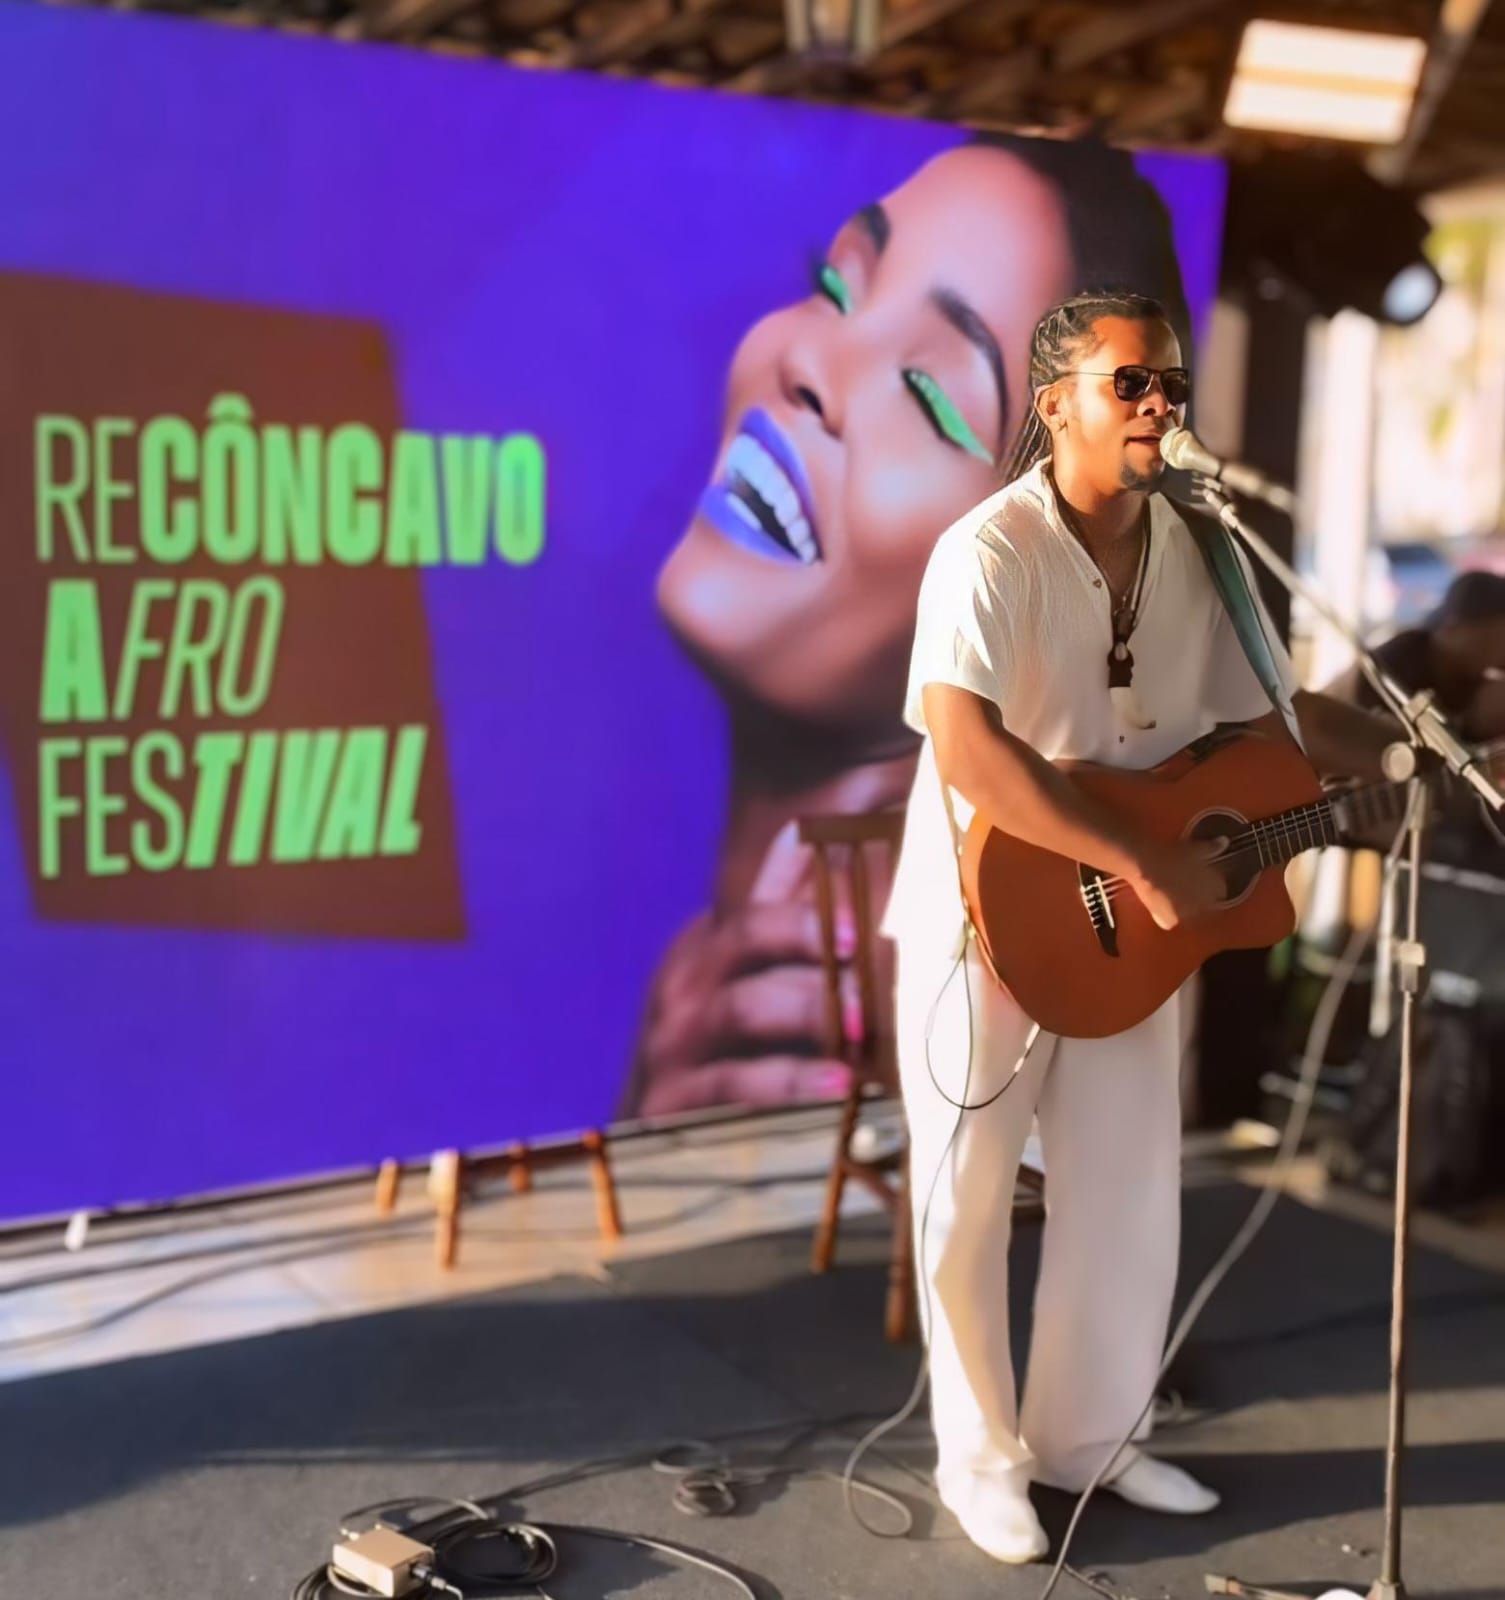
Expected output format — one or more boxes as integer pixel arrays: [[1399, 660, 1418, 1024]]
[[882, 290, 1399, 1564]]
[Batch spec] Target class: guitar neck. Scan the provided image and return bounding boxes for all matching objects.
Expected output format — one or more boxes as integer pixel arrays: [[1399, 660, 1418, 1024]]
[[1254, 738, 1505, 867], [1328, 777, 1414, 843], [1244, 781, 1414, 868], [1242, 794, 1344, 869]]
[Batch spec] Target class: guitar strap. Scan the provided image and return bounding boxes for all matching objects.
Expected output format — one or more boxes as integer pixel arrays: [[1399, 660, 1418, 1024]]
[[1172, 496, 1306, 751]]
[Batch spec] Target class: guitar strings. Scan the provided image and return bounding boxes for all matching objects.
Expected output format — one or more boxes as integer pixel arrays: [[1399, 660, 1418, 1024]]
[[1091, 763, 1471, 901], [1091, 802, 1340, 898], [1091, 796, 1380, 906]]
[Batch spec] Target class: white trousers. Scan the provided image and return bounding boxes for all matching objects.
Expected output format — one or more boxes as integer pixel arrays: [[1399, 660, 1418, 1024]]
[[896, 939, 1185, 1495]]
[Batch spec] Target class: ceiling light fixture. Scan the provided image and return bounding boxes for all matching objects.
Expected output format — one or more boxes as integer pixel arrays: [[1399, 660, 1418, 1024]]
[[1224, 20, 1428, 144]]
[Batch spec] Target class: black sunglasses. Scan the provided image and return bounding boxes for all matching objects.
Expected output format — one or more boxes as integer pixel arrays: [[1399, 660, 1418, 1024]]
[[1064, 364, 1191, 407]]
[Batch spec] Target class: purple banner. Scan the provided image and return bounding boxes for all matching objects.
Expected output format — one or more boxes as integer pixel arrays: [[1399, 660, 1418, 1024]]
[[0, 6, 1225, 1219]]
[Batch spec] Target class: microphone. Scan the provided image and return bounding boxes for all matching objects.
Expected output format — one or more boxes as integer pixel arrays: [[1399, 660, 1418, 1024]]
[[1160, 427, 1298, 516]]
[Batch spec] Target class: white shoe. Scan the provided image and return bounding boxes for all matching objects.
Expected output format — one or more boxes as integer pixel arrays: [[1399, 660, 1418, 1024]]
[[1102, 1454, 1220, 1515], [938, 1472, 1051, 1565]]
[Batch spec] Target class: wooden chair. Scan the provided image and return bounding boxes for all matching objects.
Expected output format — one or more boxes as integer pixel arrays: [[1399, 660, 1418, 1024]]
[[799, 809, 1045, 1344], [798, 810, 914, 1340]]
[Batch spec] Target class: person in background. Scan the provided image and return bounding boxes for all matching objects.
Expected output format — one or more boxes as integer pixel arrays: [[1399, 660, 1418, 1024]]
[[1326, 569, 1505, 865], [1329, 569, 1505, 742]]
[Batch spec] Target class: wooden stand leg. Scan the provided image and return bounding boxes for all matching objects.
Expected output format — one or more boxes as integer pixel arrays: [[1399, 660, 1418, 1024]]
[[429, 1149, 463, 1268], [373, 1159, 401, 1215], [417, 1134, 625, 1263], [812, 1083, 862, 1274], [583, 1130, 622, 1243], [885, 1154, 915, 1344]]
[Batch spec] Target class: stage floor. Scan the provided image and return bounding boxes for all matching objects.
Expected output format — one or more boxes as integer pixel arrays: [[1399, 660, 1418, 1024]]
[[2, 1113, 1503, 1599]]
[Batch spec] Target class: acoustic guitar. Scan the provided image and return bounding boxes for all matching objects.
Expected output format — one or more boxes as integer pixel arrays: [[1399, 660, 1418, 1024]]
[[959, 725, 1501, 1040]]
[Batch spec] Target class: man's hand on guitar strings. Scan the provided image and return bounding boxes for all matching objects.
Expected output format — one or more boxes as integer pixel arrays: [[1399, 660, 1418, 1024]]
[[1126, 835, 1229, 931]]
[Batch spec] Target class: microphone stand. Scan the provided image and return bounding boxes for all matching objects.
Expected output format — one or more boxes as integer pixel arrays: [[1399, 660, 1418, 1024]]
[[1191, 475, 1504, 1600]]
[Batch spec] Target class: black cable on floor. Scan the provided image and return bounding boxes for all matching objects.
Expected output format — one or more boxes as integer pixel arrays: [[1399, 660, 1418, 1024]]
[[287, 1416, 914, 1600], [285, 1402, 1152, 1600], [294, 1504, 761, 1600]]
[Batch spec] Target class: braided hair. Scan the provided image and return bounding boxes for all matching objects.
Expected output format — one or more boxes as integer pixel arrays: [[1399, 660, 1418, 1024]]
[[960, 133, 1191, 483]]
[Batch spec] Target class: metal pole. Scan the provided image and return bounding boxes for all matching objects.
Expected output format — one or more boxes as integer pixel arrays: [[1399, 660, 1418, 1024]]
[[1370, 781, 1427, 1600]]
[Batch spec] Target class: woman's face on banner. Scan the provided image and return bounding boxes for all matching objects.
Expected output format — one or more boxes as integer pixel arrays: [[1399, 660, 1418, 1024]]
[[658, 145, 1073, 731]]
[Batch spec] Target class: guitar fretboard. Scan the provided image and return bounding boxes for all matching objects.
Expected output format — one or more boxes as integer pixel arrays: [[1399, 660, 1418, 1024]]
[[1245, 778, 1417, 869], [1212, 738, 1501, 875], [1243, 744, 1505, 867]]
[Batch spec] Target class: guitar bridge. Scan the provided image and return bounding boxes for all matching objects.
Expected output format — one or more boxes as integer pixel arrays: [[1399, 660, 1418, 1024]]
[[1078, 865, 1119, 957]]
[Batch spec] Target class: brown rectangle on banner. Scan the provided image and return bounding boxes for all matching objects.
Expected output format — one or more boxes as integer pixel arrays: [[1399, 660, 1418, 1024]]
[[0, 272, 465, 939]]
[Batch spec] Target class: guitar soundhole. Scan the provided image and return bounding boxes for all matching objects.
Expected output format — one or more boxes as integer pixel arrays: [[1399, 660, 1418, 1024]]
[[1186, 808, 1259, 906]]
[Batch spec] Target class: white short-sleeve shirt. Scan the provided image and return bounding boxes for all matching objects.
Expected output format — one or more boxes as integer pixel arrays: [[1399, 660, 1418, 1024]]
[[881, 461, 1298, 949]]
